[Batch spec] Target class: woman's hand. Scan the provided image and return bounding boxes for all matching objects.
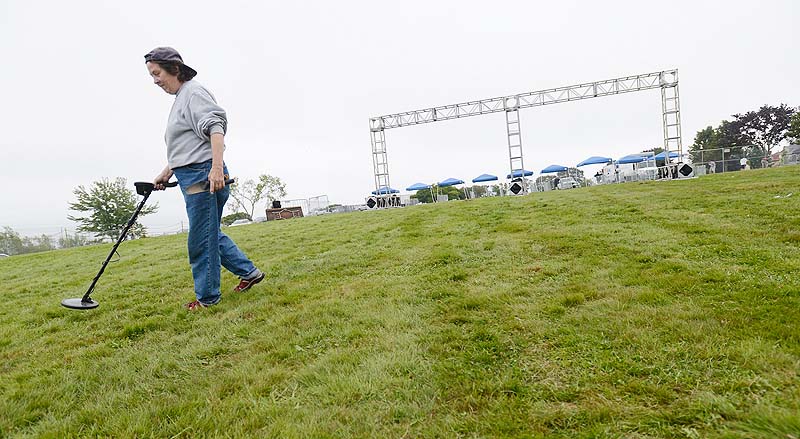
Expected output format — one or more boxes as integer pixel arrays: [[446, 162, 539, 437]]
[[153, 165, 173, 191], [208, 165, 225, 193]]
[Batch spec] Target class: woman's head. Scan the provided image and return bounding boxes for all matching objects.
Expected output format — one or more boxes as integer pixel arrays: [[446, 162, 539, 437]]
[[144, 47, 197, 95]]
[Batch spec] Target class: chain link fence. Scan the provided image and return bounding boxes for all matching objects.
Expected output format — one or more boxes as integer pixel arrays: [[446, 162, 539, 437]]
[[688, 145, 782, 174]]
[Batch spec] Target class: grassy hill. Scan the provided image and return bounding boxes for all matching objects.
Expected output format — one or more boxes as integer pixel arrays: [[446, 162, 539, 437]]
[[1, 167, 799, 438]]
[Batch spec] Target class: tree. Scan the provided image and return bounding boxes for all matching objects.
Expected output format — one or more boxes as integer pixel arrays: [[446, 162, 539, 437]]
[[470, 185, 488, 198], [0, 227, 24, 255], [689, 126, 721, 163], [490, 183, 509, 196], [27, 234, 54, 253], [0, 227, 57, 255], [68, 177, 157, 241], [788, 110, 800, 144], [229, 174, 287, 220], [222, 212, 251, 226], [412, 185, 465, 203], [58, 231, 94, 248], [411, 187, 434, 203], [733, 104, 795, 157], [688, 104, 796, 171], [443, 185, 466, 200]]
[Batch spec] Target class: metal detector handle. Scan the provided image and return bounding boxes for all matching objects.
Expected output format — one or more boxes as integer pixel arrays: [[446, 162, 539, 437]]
[[163, 179, 234, 189], [198, 178, 237, 191]]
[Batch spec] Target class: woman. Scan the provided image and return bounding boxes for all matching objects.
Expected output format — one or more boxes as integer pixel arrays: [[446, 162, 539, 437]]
[[145, 47, 264, 310]]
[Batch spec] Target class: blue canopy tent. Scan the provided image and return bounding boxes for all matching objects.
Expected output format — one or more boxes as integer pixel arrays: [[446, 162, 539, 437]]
[[615, 155, 651, 182], [438, 178, 467, 201], [506, 169, 534, 179], [540, 164, 574, 190], [470, 174, 499, 198], [541, 164, 568, 174], [438, 178, 464, 187], [617, 155, 646, 164], [634, 151, 681, 180], [576, 156, 612, 167], [406, 182, 430, 191], [639, 150, 679, 164], [471, 174, 498, 183], [406, 182, 434, 203], [371, 186, 399, 195], [654, 151, 680, 160]]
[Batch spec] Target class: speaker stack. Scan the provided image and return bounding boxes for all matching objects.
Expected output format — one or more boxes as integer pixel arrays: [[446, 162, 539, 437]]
[[509, 179, 524, 195], [677, 163, 694, 178]]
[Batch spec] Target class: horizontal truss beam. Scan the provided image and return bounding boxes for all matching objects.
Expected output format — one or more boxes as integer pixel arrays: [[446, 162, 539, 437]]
[[370, 70, 677, 130]]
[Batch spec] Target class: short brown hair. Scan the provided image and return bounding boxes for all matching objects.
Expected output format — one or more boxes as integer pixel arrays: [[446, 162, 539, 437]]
[[154, 60, 193, 82]]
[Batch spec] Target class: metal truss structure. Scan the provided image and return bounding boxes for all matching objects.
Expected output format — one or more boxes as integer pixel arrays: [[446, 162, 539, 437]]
[[370, 69, 682, 195]]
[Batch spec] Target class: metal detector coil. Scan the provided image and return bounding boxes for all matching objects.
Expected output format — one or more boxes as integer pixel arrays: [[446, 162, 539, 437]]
[[61, 297, 99, 310]]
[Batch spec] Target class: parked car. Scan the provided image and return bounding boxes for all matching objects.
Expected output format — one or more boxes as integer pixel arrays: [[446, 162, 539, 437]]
[[229, 219, 253, 227], [557, 177, 580, 190], [0, 253, 9, 258]]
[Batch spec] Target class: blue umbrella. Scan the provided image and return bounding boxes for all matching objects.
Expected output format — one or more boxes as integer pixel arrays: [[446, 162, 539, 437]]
[[576, 156, 612, 167], [372, 187, 399, 195], [617, 155, 646, 164], [438, 178, 464, 187], [406, 182, 431, 191], [506, 169, 534, 178], [472, 173, 498, 183], [541, 164, 568, 174]]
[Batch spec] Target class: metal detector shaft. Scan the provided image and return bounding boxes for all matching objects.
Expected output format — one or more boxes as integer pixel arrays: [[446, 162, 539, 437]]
[[80, 191, 153, 303]]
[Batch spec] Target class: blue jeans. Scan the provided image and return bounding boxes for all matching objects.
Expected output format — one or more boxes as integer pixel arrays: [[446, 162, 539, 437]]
[[172, 160, 258, 305]]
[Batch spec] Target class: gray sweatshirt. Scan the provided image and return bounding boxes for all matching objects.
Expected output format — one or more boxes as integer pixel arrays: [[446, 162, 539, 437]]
[[165, 80, 227, 169]]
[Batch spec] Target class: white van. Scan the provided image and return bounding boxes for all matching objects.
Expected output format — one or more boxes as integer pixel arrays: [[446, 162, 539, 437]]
[[557, 177, 580, 189]]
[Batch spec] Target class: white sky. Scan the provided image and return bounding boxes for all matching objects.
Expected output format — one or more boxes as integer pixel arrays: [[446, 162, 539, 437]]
[[1, 0, 798, 237]]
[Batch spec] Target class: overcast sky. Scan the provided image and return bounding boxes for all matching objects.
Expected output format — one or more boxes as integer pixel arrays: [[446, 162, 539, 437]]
[[1, 0, 798, 237]]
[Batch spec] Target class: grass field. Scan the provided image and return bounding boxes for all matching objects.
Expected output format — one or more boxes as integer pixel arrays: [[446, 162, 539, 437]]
[[1, 166, 799, 438]]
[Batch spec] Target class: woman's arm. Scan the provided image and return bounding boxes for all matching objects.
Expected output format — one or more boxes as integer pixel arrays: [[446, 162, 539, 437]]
[[208, 132, 225, 193]]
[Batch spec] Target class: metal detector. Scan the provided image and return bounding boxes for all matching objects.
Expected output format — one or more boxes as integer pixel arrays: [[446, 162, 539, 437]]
[[60, 181, 177, 310], [60, 177, 236, 310]]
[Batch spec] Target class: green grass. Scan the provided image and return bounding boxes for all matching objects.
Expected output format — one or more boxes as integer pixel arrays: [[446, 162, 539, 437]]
[[1, 166, 799, 438]]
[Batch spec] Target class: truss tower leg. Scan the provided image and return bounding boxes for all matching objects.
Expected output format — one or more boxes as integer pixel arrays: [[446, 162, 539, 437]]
[[660, 71, 682, 166], [505, 108, 527, 193], [370, 120, 391, 204]]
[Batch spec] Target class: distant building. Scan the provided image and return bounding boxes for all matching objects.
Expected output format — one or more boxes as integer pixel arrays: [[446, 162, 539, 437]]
[[783, 145, 800, 165]]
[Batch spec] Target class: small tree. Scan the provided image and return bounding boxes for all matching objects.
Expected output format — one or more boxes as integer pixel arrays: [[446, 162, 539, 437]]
[[229, 174, 287, 220], [471, 185, 488, 198], [0, 227, 25, 255], [68, 177, 157, 241], [58, 231, 94, 249]]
